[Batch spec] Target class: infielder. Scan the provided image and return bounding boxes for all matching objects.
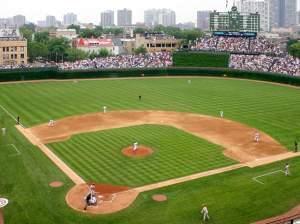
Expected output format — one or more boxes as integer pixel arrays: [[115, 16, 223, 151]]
[[201, 205, 210, 221], [285, 163, 290, 176], [103, 106, 107, 113], [48, 120, 55, 127], [220, 111, 224, 118], [295, 140, 298, 152], [254, 132, 260, 143]]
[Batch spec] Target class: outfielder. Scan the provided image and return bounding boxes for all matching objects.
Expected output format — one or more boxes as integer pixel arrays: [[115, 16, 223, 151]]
[[1, 127, 6, 136], [201, 205, 210, 221], [285, 163, 290, 176]]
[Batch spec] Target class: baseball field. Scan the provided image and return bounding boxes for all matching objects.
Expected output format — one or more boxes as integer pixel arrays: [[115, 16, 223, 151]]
[[1, 77, 300, 223]]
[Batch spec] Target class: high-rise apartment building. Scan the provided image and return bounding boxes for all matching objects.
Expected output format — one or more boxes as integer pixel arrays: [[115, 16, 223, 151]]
[[144, 9, 176, 27], [237, 0, 270, 31], [117, 9, 132, 27], [63, 13, 78, 26], [13, 15, 26, 28], [46, 16, 57, 27], [197, 11, 211, 30], [270, 0, 297, 28], [100, 10, 114, 27]]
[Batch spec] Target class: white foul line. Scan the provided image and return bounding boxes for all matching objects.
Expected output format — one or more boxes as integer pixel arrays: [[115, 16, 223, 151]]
[[0, 144, 21, 157], [252, 170, 285, 185], [0, 104, 24, 128]]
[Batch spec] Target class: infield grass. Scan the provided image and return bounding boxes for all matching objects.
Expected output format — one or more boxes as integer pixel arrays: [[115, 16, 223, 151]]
[[48, 125, 235, 186]]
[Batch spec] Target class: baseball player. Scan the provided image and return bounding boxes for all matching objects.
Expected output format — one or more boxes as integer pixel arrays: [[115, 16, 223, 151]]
[[188, 80, 192, 84], [133, 142, 139, 152], [295, 140, 298, 152], [220, 111, 224, 118], [103, 106, 107, 113], [139, 96, 142, 101], [285, 163, 290, 176], [201, 205, 210, 221], [254, 132, 260, 143], [17, 116, 20, 125], [48, 120, 55, 127], [1, 127, 6, 136]]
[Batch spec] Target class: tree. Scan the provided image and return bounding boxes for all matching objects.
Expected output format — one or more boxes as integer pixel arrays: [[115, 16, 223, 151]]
[[67, 24, 81, 34], [98, 48, 109, 57], [65, 48, 87, 62], [28, 42, 49, 61], [134, 45, 147, 54], [47, 38, 70, 62], [134, 27, 149, 34], [79, 28, 102, 38], [288, 42, 300, 58], [19, 26, 34, 42], [34, 32, 49, 43]]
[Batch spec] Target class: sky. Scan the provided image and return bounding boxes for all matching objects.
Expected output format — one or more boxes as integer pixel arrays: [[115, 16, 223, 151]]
[[0, 0, 299, 24]]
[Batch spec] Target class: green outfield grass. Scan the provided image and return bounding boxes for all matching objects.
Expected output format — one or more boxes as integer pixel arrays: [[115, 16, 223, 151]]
[[49, 125, 235, 186], [1, 77, 300, 223], [0, 78, 299, 149]]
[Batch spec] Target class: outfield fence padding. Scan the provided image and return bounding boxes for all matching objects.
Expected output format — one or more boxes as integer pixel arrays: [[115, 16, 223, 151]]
[[0, 67, 299, 86]]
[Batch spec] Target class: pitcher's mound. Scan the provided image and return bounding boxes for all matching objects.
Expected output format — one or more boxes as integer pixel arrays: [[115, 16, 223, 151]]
[[152, 194, 168, 202], [49, 181, 64, 188], [122, 145, 153, 158]]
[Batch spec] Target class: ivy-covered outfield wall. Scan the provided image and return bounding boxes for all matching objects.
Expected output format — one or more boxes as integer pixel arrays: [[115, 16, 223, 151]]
[[173, 51, 230, 68], [0, 66, 299, 86]]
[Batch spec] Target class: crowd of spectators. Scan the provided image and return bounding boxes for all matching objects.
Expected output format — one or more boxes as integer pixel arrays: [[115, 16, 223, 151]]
[[230, 54, 300, 76], [58, 52, 172, 70], [192, 36, 283, 55]]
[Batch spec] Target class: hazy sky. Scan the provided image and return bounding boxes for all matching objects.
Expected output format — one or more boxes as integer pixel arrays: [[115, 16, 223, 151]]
[[1, 0, 299, 24]]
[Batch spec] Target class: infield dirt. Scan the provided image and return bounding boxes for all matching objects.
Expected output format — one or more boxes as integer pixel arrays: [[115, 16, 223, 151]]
[[29, 110, 286, 163]]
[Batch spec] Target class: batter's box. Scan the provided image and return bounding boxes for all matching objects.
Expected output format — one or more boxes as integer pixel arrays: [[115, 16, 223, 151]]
[[0, 144, 21, 157], [252, 170, 285, 185]]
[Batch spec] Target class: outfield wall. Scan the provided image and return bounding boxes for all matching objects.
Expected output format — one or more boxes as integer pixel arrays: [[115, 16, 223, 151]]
[[0, 67, 299, 86]]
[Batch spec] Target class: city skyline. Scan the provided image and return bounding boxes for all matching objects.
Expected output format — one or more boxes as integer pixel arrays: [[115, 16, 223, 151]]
[[3, 0, 299, 25]]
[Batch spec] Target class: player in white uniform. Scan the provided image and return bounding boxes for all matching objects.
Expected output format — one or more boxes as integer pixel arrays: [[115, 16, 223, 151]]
[[201, 205, 210, 221], [103, 106, 107, 113], [1, 127, 6, 136], [48, 120, 55, 127], [133, 142, 138, 152], [254, 132, 260, 143], [285, 163, 290, 176], [220, 111, 224, 118]]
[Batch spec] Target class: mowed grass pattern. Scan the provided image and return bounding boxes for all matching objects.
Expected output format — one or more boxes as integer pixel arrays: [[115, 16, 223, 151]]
[[49, 125, 235, 186], [0, 78, 299, 149]]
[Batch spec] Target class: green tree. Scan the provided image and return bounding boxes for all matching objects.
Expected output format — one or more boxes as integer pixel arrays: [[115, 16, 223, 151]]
[[47, 38, 70, 62], [288, 42, 300, 58], [65, 48, 87, 62], [67, 24, 81, 34], [28, 42, 49, 61], [134, 27, 149, 34], [34, 32, 49, 43], [79, 29, 101, 38], [134, 45, 147, 54], [98, 48, 109, 57], [19, 26, 34, 42]]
